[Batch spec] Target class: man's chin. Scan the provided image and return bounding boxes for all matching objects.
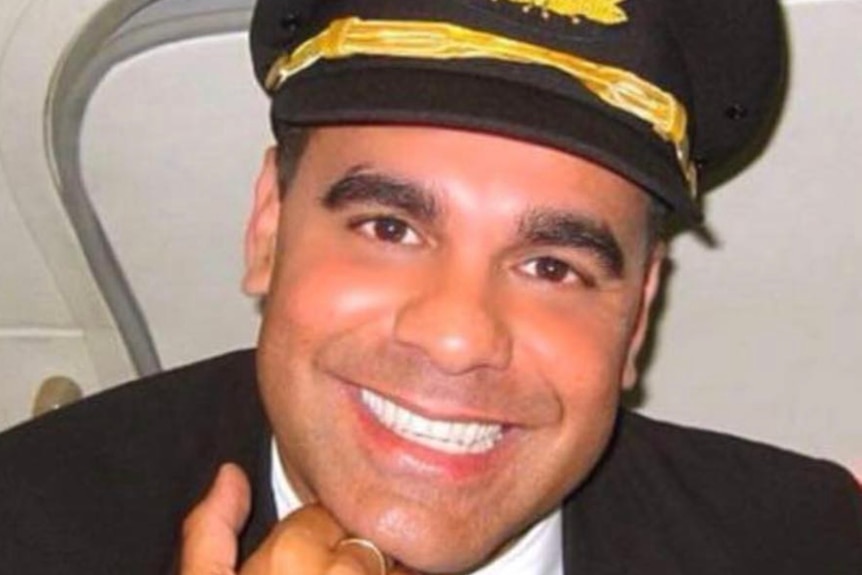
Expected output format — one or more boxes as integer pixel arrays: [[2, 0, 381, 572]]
[[356, 512, 519, 575], [390, 546, 497, 575]]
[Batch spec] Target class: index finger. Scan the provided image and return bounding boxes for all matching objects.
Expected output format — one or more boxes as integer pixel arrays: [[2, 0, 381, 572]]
[[274, 504, 348, 547], [241, 504, 348, 574]]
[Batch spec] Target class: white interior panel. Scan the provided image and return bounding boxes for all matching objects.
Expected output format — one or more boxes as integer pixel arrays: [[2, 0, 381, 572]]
[[0, 174, 75, 327], [642, 0, 862, 469], [80, 33, 270, 368], [0, 0, 31, 42], [0, 0, 138, 431]]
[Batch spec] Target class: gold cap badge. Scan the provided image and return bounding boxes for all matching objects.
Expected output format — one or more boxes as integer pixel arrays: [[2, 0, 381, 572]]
[[493, 0, 629, 25]]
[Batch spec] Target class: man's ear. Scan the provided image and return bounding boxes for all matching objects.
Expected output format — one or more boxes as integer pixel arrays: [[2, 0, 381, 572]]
[[622, 243, 667, 390], [242, 147, 281, 296]]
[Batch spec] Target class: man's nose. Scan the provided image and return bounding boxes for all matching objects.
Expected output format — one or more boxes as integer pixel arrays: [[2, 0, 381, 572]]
[[393, 267, 512, 374]]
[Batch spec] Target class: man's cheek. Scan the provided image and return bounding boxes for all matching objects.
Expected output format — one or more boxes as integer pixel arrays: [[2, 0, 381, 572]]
[[279, 259, 420, 328], [513, 304, 631, 387]]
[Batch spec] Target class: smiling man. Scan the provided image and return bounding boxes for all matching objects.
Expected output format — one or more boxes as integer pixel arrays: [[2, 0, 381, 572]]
[[1, 0, 861, 574], [239, 125, 664, 573]]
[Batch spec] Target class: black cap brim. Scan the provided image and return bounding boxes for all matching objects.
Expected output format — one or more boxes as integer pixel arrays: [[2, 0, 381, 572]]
[[271, 65, 700, 223]]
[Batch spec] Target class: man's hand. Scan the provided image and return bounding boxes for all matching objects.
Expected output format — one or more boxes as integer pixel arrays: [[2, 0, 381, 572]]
[[180, 463, 407, 575]]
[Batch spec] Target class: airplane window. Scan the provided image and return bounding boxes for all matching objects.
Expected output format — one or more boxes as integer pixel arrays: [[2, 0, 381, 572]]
[[48, 0, 265, 376]]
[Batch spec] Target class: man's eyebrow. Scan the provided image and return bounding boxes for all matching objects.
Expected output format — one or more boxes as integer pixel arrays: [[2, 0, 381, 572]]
[[519, 209, 626, 278], [320, 166, 439, 223]]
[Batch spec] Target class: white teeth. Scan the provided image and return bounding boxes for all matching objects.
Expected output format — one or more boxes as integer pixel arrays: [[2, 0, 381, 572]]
[[359, 389, 504, 454]]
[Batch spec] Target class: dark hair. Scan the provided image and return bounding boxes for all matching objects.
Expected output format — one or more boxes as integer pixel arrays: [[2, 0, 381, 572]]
[[645, 199, 671, 246], [274, 123, 312, 197]]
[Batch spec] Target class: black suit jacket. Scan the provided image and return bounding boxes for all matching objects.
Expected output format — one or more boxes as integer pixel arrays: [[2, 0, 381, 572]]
[[0, 350, 859, 574]]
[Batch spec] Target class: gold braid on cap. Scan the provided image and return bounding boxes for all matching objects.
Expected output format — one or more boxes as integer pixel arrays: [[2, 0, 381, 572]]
[[265, 17, 697, 195]]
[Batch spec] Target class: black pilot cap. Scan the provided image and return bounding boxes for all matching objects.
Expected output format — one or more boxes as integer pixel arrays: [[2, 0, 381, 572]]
[[250, 0, 786, 224]]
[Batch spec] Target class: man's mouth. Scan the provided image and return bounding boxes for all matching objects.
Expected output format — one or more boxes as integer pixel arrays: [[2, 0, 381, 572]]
[[359, 388, 504, 455]]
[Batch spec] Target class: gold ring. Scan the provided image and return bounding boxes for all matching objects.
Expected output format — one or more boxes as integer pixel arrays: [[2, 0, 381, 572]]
[[336, 537, 391, 575]]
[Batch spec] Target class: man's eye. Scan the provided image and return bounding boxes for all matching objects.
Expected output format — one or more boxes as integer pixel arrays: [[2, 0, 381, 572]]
[[521, 257, 579, 284], [354, 216, 421, 245]]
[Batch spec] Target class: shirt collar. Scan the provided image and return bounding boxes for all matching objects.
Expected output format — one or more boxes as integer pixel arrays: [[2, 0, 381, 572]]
[[270, 439, 563, 575]]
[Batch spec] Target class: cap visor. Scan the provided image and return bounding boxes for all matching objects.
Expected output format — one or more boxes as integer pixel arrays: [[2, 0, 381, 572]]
[[271, 65, 700, 222]]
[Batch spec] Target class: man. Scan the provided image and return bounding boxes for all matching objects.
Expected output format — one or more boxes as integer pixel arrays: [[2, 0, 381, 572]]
[[0, 0, 859, 574]]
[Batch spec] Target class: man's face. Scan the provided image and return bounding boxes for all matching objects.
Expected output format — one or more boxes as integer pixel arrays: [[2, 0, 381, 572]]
[[244, 125, 663, 573]]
